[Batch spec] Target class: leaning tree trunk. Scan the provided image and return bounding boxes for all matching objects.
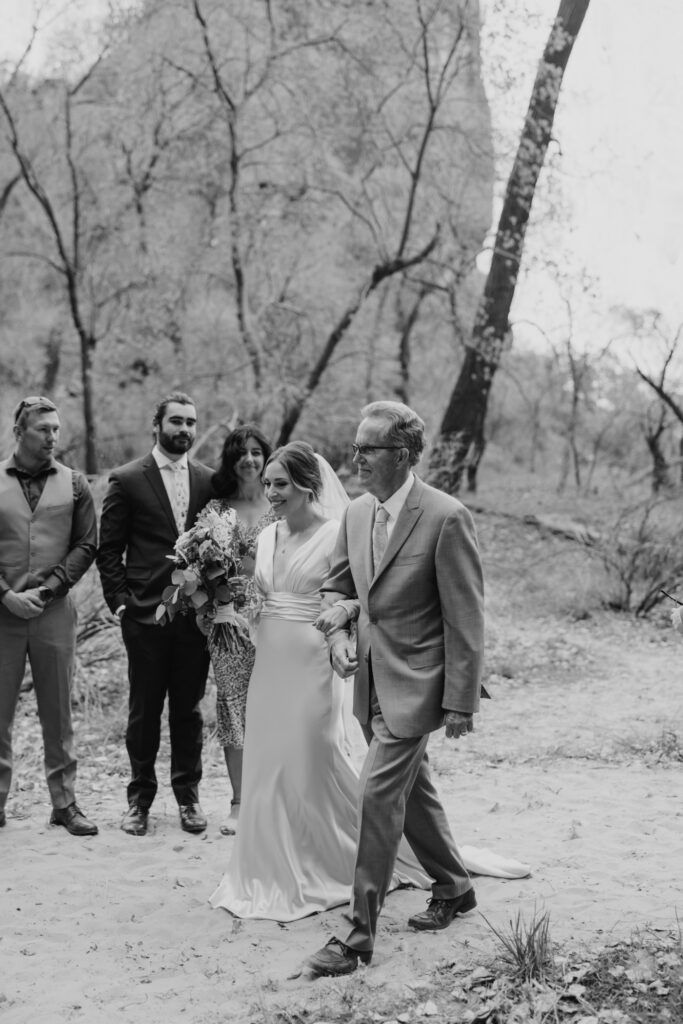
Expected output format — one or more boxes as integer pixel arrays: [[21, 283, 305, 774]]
[[428, 0, 591, 493]]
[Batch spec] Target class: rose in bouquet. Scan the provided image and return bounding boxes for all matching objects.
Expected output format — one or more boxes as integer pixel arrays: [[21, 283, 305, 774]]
[[155, 505, 252, 654]]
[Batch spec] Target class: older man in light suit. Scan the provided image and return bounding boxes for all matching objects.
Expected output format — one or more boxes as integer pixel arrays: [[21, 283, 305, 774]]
[[307, 401, 485, 977]]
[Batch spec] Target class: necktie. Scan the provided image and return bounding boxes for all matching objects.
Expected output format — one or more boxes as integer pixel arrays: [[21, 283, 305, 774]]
[[169, 462, 188, 533], [372, 505, 389, 573]]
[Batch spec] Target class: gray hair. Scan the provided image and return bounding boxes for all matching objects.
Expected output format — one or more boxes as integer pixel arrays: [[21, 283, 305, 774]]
[[360, 400, 425, 466]]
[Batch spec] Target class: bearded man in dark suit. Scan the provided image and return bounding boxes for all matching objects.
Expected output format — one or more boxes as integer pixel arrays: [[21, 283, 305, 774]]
[[97, 392, 214, 836]]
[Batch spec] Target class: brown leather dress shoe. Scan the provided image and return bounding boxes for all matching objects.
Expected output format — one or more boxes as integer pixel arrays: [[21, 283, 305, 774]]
[[408, 888, 477, 931], [179, 803, 207, 833], [121, 804, 149, 836], [50, 803, 98, 836], [306, 937, 372, 978]]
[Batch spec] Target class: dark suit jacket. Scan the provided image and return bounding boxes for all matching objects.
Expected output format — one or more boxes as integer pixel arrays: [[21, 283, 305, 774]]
[[97, 453, 214, 625], [322, 475, 485, 738]]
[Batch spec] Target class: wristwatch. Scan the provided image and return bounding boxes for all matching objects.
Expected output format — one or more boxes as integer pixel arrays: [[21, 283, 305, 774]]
[[38, 586, 55, 604]]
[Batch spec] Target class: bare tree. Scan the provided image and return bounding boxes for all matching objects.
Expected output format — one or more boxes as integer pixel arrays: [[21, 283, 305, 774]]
[[188, 0, 486, 442], [642, 401, 671, 493], [631, 317, 683, 490], [555, 327, 588, 493], [429, 0, 591, 493], [0, 0, 491, 460], [394, 282, 431, 405], [191, 0, 268, 391], [495, 336, 554, 473], [0, 57, 108, 472], [633, 321, 683, 424], [276, 238, 439, 445], [275, 0, 475, 444]]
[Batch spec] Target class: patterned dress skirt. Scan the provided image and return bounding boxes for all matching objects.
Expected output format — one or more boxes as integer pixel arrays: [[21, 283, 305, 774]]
[[208, 633, 255, 749]]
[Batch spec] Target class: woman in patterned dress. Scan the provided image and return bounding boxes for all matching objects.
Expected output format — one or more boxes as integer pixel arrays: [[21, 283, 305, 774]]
[[204, 425, 274, 834]]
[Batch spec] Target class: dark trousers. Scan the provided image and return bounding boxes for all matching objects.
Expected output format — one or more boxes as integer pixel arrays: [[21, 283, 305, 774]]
[[0, 598, 78, 811], [344, 684, 471, 953], [121, 614, 210, 809]]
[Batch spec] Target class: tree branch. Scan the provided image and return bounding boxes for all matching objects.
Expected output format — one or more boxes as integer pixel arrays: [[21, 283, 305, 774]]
[[277, 229, 440, 444]]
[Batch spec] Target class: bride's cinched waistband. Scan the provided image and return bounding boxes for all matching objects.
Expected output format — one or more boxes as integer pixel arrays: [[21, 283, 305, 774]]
[[260, 591, 321, 623]]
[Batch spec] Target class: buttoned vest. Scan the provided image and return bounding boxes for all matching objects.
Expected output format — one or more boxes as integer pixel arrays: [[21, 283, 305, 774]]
[[0, 460, 73, 592]]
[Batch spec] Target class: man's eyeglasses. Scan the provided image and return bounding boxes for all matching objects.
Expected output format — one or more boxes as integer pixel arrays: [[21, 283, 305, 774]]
[[352, 444, 405, 457], [13, 396, 58, 423]]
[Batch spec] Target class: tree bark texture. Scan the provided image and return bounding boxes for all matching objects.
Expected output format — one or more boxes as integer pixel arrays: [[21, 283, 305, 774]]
[[428, 0, 591, 494]]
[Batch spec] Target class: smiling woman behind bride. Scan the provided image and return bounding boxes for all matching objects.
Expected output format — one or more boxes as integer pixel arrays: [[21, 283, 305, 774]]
[[209, 441, 428, 921], [202, 425, 274, 834]]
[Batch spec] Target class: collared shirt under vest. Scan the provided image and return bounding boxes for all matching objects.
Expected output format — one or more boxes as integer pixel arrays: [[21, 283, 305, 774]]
[[0, 457, 86, 596]]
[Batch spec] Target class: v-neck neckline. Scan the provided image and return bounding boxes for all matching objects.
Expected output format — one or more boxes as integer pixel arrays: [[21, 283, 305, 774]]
[[271, 519, 332, 587]]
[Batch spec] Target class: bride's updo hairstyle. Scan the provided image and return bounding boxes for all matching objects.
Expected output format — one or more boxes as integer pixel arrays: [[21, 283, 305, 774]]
[[265, 441, 322, 502]]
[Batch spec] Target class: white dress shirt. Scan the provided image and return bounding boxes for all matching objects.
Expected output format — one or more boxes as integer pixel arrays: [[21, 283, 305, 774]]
[[152, 445, 189, 528], [114, 447, 190, 619], [328, 472, 415, 626], [376, 471, 414, 540]]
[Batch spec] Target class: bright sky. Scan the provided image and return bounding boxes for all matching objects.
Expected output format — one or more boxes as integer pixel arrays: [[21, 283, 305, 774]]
[[2, 0, 682, 351], [541, 0, 683, 326], [481, 0, 683, 353]]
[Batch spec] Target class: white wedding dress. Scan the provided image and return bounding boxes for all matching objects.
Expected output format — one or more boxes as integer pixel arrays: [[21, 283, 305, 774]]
[[209, 519, 430, 921]]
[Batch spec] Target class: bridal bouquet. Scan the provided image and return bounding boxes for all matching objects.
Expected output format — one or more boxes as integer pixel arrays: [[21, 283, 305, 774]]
[[155, 505, 252, 654]]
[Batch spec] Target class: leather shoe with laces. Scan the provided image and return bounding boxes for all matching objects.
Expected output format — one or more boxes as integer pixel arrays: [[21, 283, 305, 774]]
[[121, 804, 149, 836], [408, 888, 477, 930], [306, 937, 372, 978], [179, 803, 207, 833], [50, 803, 98, 836]]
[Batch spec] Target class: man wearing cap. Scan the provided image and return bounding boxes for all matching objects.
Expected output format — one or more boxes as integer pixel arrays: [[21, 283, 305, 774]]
[[97, 392, 214, 837], [0, 396, 98, 835]]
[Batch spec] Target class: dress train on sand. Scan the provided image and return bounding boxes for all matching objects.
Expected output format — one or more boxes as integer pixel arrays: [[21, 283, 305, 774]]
[[209, 520, 529, 923]]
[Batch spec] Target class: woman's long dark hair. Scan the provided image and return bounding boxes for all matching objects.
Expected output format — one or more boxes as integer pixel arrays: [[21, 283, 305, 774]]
[[212, 424, 273, 499]]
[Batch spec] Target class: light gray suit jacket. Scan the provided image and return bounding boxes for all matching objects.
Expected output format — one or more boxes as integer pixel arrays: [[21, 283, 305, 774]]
[[323, 476, 485, 738]]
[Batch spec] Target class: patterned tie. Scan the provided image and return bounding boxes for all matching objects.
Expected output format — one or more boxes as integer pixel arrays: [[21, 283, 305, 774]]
[[169, 462, 188, 534], [372, 505, 389, 573]]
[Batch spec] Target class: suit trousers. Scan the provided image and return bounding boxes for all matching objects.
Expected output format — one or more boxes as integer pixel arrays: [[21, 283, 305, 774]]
[[0, 598, 77, 811], [344, 686, 471, 953], [121, 614, 210, 809]]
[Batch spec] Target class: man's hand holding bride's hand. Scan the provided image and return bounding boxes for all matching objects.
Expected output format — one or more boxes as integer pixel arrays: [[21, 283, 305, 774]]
[[329, 635, 358, 678], [444, 710, 473, 740], [314, 604, 350, 636]]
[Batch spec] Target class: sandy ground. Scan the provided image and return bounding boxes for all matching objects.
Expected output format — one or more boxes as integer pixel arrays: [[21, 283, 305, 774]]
[[1, 614, 682, 1023]]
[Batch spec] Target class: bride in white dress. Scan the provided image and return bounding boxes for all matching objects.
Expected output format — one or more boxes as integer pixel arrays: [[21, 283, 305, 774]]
[[209, 442, 429, 921]]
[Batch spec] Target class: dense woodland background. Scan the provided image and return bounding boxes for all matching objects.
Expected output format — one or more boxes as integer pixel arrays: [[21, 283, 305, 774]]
[[2, 0, 683, 592], [0, 0, 493, 468]]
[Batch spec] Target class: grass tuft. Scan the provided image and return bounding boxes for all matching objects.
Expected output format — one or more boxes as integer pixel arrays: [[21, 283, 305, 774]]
[[483, 908, 554, 984], [615, 727, 683, 764]]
